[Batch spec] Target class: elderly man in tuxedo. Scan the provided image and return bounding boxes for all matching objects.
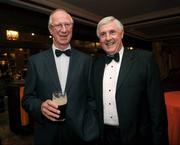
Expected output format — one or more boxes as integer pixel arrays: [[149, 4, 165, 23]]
[[22, 9, 98, 145], [91, 16, 169, 145]]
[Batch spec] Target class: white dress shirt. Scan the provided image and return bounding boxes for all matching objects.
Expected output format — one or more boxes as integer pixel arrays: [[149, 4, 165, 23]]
[[52, 44, 70, 93], [103, 47, 124, 126]]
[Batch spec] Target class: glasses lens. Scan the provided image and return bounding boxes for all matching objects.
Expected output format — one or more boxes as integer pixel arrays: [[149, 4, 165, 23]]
[[52, 23, 72, 31]]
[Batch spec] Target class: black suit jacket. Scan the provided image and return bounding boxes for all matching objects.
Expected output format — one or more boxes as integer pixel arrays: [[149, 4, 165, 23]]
[[22, 48, 99, 145], [91, 48, 168, 145]]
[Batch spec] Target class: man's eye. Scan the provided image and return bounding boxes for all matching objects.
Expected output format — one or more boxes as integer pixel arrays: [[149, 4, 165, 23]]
[[65, 23, 70, 27], [110, 30, 116, 35], [100, 33, 106, 38]]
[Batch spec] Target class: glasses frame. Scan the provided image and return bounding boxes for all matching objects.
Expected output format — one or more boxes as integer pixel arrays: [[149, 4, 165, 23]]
[[51, 23, 73, 31]]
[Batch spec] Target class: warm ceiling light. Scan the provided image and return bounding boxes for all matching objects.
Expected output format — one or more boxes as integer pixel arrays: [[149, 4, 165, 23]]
[[19, 48, 23, 51], [3, 53, 7, 56], [6, 30, 19, 40]]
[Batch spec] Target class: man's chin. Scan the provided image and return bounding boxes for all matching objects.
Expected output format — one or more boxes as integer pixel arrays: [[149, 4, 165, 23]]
[[105, 48, 116, 54]]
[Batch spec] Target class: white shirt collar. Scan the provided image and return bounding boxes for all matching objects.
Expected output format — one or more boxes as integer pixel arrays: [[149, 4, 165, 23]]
[[52, 44, 71, 57]]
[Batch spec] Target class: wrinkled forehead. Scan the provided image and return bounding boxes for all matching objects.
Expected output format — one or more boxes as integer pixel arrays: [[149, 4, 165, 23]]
[[51, 10, 72, 24]]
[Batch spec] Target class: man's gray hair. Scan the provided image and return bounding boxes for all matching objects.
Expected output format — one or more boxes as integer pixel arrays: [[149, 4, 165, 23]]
[[48, 9, 74, 28], [96, 16, 124, 37]]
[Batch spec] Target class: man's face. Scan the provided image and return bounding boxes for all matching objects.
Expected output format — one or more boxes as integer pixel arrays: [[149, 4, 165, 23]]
[[98, 21, 124, 55], [49, 11, 73, 49]]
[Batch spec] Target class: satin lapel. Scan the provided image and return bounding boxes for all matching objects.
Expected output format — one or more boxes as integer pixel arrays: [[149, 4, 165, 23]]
[[117, 48, 135, 89], [65, 49, 79, 93], [95, 56, 106, 110], [44, 49, 61, 90]]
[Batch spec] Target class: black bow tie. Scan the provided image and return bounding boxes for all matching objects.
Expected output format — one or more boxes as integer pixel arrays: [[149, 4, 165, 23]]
[[105, 53, 119, 64], [55, 49, 71, 57]]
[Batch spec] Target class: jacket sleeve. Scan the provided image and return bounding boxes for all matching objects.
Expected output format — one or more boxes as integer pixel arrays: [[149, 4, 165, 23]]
[[146, 53, 169, 145], [22, 58, 44, 124]]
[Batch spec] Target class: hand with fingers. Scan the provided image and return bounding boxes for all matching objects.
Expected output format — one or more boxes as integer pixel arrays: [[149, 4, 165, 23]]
[[41, 99, 60, 121]]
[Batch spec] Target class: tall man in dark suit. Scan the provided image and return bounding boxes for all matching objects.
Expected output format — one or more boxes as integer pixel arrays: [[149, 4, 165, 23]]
[[91, 16, 169, 145], [22, 9, 98, 145]]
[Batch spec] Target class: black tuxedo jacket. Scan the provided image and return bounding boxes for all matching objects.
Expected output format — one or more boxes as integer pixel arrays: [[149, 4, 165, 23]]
[[22, 48, 99, 145], [91, 48, 169, 145]]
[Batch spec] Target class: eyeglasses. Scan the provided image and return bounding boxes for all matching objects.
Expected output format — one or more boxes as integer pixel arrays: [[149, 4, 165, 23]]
[[51, 23, 73, 31]]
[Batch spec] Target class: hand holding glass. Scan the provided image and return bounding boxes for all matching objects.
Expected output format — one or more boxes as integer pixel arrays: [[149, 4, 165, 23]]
[[52, 91, 67, 121]]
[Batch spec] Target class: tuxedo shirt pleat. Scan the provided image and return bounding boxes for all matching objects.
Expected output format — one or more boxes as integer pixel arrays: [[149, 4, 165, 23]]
[[103, 47, 124, 126]]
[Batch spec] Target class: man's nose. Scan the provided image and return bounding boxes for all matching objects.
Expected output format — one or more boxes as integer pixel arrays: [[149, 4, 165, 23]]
[[105, 33, 112, 40], [61, 25, 67, 32]]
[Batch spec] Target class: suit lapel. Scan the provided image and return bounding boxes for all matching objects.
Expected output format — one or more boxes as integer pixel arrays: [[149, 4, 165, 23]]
[[117, 48, 136, 89], [95, 56, 106, 110], [65, 49, 79, 93], [44, 49, 61, 91]]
